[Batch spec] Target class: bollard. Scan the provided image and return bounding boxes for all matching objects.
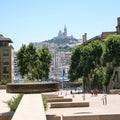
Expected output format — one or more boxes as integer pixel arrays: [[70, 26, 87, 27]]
[[83, 94, 85, 101]]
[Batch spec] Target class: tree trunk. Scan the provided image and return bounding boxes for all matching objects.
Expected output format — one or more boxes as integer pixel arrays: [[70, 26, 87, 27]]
[[107, 67, 117, 93]]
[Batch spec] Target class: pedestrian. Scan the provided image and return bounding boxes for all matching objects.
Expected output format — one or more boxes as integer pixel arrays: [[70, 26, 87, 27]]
[[91, 89, 94, 96], [94, 89, 98, 96]]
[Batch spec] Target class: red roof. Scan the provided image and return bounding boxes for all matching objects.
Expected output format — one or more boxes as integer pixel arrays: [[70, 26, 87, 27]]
[[101, 32, 116, 39], [86, 31, 116, 44]]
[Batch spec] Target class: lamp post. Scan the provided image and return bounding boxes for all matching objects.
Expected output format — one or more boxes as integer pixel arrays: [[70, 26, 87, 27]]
[[62, 69, 65, 89]]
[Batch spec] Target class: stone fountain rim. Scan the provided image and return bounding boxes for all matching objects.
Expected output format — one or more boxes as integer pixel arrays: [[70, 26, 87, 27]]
[[7, 82, 59, 85]]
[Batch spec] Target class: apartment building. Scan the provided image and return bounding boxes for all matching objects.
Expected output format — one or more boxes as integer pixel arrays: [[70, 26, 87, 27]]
[[0, 34, 14, 83]]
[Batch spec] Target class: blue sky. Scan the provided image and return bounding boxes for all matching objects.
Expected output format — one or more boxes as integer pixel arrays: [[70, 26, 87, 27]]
[[0, 0, 120, 51]]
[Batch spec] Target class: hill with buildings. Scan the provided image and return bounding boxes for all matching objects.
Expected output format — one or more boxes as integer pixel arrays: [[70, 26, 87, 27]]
[[34, 25, 82, 52], [45, 25, 78, 45], [46, 37, 78, 45], [33, 25, 82, 80]]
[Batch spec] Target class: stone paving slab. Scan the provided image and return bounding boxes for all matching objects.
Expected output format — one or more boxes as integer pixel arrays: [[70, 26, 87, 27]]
[[46, 90, 120, 117]]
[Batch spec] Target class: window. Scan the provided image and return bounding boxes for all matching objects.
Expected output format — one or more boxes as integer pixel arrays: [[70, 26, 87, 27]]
[[3, 49, 9, 56], [3, 66, 9, 73], [3, 75, 9, 80], [0, 42, 8, 46], [3, 58, 9, 65]]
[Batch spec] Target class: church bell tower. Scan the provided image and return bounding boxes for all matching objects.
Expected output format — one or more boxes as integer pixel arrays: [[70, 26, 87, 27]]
[[64, 24, 67, 36]]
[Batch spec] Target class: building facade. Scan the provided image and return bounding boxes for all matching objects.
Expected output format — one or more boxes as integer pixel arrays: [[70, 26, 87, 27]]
[[0, 34, 14, 83]]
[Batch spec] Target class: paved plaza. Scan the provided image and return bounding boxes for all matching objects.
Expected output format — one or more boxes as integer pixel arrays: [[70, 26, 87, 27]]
[[46, 90, 120, 117], [1, 89, 120, 117]]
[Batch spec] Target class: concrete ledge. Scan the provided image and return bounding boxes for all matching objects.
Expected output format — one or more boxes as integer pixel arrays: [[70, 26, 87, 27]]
[[49, 96, 64, 99], [46, 115, 61, 120], [44, 94, 64, 98], [110, 89, 120, 94], [99, 114, 120, 120], [6, 82, 59, 93], [50, 102, 89, 108], [62, 115, 99, 120], [48, 98, 72, 102], [11, 94, 46, 120], [62, 114, 120, 120]]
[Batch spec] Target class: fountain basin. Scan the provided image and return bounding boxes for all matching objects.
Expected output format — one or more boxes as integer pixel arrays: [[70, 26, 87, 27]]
[[6, 82, 59, 94]]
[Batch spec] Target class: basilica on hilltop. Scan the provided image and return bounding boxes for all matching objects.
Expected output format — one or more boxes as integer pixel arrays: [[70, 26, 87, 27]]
[[54, 25, 73, 39]]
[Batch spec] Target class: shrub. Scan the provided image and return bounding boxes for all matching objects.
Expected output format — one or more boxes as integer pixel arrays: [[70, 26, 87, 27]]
[[24, 79, 38, 83], [6, 94, 48, 112], [5, 94, 23, 112], [0, 80, 8, 85], [42, 95, 48, 110]]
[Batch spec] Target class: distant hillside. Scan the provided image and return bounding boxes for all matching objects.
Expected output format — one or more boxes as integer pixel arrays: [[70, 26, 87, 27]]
[[34, 25, 81, 51], [45, 37, 78, 45], [57, 45, 73, 52]]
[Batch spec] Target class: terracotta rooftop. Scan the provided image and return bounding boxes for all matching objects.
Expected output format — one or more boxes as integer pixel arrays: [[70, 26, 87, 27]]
[[86, 31, 116, 44], [100, 31, 116, 39], [0, 34, 13, 43]]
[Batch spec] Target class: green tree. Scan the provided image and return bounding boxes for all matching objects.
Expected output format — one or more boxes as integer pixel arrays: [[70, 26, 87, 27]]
[[68, 45, 83, 81], [17, 44, 28, 77], [26, 43, 38, 79], [92, 67, 105, 91], [39, 46, 52, 80], [17, 44, 52, 80], [69, 40, 103, 92], [90, 40, 103, 66], [102, 34, 120, 93], [82, 40, 103, 91], [82, 45, 93, 91]]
